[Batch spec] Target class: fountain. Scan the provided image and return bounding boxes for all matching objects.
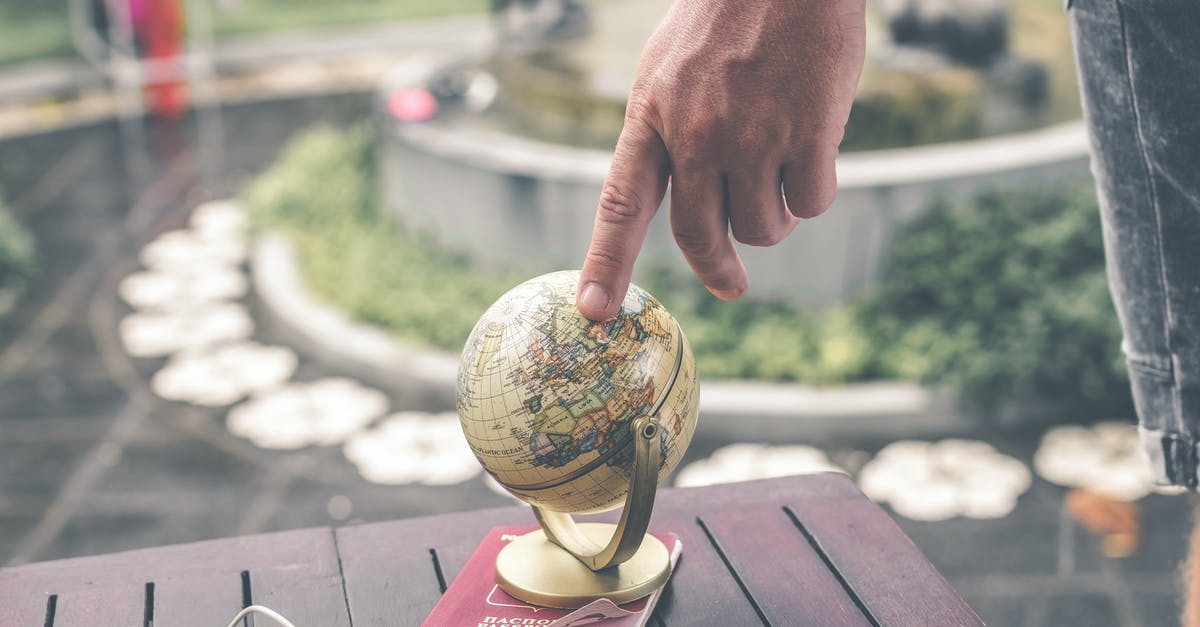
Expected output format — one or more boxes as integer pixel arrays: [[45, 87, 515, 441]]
[[377, 0, 1087, 305]]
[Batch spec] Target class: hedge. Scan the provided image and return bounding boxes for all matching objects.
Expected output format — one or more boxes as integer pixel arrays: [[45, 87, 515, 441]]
[[245, 126, 1127, 414]]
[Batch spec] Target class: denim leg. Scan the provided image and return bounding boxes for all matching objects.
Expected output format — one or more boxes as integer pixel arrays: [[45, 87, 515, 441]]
[[1070, 0, 1200, 488]]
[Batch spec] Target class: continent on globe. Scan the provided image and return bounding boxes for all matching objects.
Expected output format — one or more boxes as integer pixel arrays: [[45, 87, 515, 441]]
[[473, 322, 505, 376], [457, 271, 700, 514]]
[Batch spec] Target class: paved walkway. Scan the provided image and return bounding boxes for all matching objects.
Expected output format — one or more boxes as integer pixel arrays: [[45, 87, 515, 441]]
[[0, 24, 1192, 627]]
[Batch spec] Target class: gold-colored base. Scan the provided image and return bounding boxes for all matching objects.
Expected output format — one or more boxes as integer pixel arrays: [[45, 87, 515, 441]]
[[495, 523, 672, 609]]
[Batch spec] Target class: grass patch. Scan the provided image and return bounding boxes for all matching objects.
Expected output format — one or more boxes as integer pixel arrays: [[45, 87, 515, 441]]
[[245, 125, 1127, 413], [244, 126, 521, 351]]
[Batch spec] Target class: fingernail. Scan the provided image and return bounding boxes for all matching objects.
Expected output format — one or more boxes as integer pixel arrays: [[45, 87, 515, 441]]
[[579, 282, 611, 316], [710, 279, 748, 301]]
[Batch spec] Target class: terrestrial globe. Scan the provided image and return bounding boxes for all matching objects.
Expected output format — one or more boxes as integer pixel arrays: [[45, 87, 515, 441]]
[[456, 270, 699, 515]]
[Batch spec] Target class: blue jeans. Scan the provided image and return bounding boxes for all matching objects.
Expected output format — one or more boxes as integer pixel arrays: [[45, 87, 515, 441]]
[[1070, 0, 1200, 488]]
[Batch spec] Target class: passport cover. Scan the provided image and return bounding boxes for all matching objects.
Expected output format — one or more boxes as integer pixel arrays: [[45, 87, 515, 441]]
[[422, 525, 681, 627]]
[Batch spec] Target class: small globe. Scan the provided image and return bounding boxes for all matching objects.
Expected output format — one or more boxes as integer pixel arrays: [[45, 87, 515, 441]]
[[457, 270, 699, 514]]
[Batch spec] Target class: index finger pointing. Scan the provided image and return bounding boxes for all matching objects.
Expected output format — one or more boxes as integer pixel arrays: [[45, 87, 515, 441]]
[[578, 119, 670, 320]]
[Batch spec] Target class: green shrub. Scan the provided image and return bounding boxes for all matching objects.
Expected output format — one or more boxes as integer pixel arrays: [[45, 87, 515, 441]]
[[0, 194, 35, 319], [855, 184, 1128, 412], [244, 126, 521, 351], [246, 126, 1125, 416]]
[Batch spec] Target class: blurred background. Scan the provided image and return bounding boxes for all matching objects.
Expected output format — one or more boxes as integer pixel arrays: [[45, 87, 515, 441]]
[[0, 0, 1189, 624]]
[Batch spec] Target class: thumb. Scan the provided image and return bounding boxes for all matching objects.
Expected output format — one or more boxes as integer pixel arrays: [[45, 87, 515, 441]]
[[577, 118, 669, 320]]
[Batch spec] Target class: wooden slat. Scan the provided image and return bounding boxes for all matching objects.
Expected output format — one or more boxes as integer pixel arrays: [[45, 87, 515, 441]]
[[696, 504, 873, 627], [648, 475, 870, 626], [643, 499, 771, 625], [0, 527, 351, 627], [153, 573, 244, 627], [425, 509, 531, 582], [0, 593, 52, 626], [784, 475, 984, 626], [249, 528, 351, 627], [1, 475, 979, 626], [52, 583, 144, 626], [335, 523, 452, 626], [338, 505, 534, 625], [0, 527, 332, 594]]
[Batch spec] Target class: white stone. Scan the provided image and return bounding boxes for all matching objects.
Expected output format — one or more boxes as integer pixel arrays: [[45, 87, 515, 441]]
[[119, 303, 254, 357], [140, 229, 246, 271], [672, 462, 728, 489], [888, 479, 960, 521], [151, 342, 298, 406], [857, 437, 1031, 521], [930, 439, 995, 467], [118, 272, 177, 310], [960, 489, 1017, 520], [875, 440, 933, 460], [227, 378, 387, 450], [190, 200, 247, 242], [673, 444, 846, 488], [857, 461, 908, 502], [343, 412, 481, 486], [118, 268, 248, 311], [152, 354, 245, 406], [1033, 422, 1157, 501]]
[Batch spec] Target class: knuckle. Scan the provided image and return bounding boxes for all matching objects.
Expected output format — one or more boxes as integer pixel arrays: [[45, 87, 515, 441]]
[[624, 95, 661, 130], [670, 146, 708, 171], [597, 184, 644, 222], [672, 228, 721, 260], [583, 248, 623, 273]]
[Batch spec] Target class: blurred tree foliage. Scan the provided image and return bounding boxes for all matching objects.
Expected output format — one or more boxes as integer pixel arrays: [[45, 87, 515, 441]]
[[0, 193, 35, 322], [246, 126, 1128, 415]]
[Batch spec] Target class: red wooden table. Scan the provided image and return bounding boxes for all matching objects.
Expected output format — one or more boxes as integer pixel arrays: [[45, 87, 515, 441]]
[[0, 474, 982, 626]]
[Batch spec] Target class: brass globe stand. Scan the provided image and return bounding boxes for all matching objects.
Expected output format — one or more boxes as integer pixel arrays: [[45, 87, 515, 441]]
[[495, 416, 673, 609]]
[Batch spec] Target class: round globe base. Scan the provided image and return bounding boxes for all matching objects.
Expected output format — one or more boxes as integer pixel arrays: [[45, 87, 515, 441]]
[[495, 523, 672, 609]]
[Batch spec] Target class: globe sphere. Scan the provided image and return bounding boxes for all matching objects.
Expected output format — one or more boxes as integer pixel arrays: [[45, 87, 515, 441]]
[[457, 270, 699, 514]]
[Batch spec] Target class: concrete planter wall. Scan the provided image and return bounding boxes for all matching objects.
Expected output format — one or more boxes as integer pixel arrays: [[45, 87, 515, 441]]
[[378, 57, 1091, 306]]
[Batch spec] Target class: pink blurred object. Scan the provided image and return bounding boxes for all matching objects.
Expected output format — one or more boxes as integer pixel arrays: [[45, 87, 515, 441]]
[[127, 0, 149, 32], [387, 88, 438, 122]]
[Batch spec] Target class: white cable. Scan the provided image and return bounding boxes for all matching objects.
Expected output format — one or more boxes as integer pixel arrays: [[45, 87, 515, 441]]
[[224, 605, 298, 627]]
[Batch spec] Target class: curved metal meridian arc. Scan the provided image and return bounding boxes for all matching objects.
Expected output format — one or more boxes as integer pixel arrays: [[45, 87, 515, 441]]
[[532, 415, 663, 572]]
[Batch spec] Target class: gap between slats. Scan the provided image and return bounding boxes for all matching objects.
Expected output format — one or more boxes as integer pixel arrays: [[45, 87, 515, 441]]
[[695, 516, 772, 627], [783, 506, 881, 627], [40, 581, 161, 627], [144, 582, 155, 627], [429, 548, 448, 593], [35, 568, 284, 627], [43, 594, 57, 627]]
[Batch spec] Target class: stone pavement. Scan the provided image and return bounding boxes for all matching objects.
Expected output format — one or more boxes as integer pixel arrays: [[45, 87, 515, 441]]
[[0, 30, 1193, 627]]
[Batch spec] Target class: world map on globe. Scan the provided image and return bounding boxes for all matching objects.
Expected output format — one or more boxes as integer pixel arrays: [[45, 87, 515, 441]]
[[457, 271, 699, 514]]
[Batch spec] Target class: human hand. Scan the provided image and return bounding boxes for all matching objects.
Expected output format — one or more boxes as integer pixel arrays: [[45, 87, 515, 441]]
[[576, 0, 866, 320]]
